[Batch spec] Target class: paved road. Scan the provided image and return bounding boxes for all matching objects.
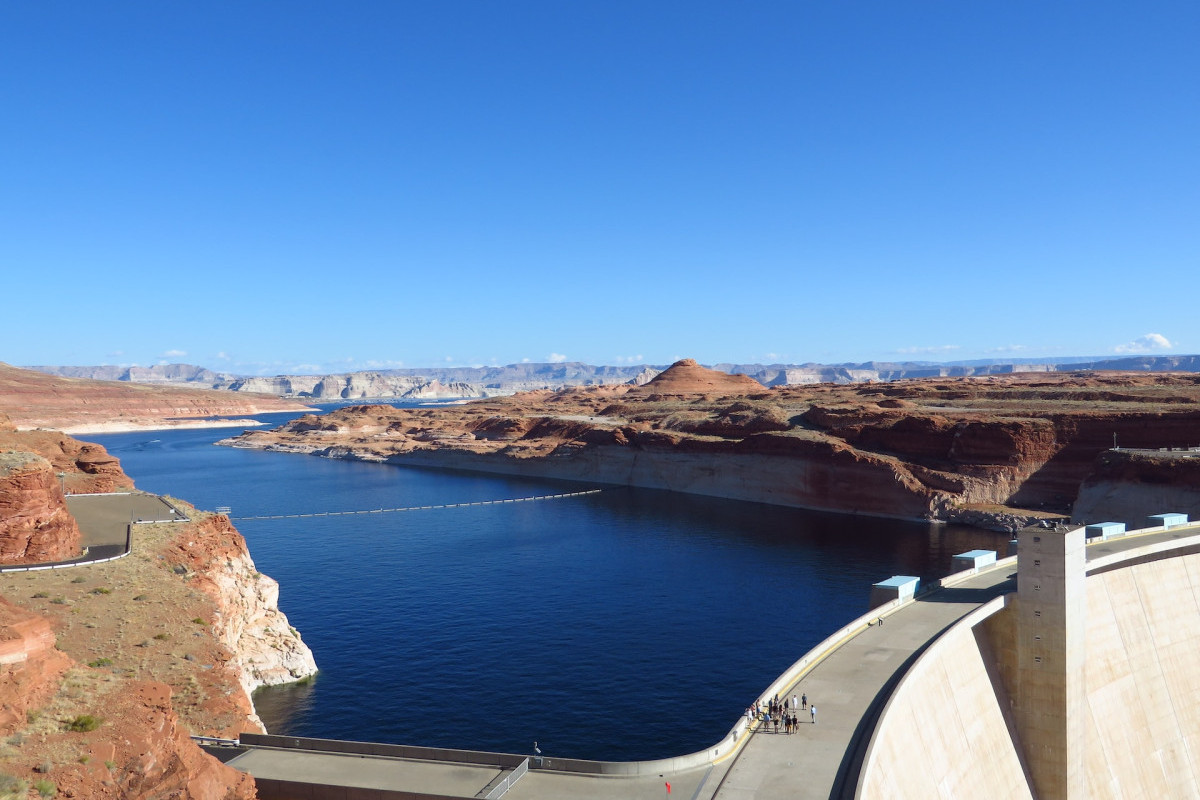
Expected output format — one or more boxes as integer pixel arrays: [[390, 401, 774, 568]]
[[0, 492, 182, 571]]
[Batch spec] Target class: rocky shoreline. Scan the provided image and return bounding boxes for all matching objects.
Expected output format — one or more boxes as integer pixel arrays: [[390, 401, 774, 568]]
[[221, 360, 1200, 531], [0, 411, 316, 798]]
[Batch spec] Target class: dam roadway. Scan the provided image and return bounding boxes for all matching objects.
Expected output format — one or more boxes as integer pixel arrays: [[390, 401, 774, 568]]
[[212, 521, 1199, 800]]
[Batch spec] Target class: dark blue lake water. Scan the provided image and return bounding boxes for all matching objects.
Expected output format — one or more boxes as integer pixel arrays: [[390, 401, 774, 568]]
[[85, 408, 1008, 762]]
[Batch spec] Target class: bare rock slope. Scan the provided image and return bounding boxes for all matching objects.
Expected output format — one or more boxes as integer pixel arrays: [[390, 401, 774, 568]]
[[225, 360, 1200, 525]]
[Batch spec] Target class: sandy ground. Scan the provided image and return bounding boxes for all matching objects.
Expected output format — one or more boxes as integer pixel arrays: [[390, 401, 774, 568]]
[[54, 419, 269, 435]]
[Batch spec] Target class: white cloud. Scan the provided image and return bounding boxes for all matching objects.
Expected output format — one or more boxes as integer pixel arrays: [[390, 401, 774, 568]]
[[215, 351, 230, 360], [364, 359, 404, 368], [894, 345, 961, 355], [161, 349, 187, 358], [1114, 333, 1174, 354], [548, 353, 568, 363], [613, 354, 644, 364], [521, 358, 532, 363], [986, 345, 1030, 354]]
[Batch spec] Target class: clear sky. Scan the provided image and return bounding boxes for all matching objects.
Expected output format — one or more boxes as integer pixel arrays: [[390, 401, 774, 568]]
[[3, 2, 1197, 375]]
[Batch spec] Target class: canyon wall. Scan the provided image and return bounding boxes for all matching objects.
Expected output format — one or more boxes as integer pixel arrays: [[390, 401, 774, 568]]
[[1072, 449, 1200, 527], [0, 452, 82, 564], [159, 513, 319, 712]]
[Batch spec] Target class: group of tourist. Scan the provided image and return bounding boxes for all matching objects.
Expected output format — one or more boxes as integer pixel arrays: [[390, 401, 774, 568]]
[[746, 692, 815, 734]]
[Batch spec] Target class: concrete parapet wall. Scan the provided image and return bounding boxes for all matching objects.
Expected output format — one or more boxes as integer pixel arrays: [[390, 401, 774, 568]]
[[857, 597, 1033, 800]]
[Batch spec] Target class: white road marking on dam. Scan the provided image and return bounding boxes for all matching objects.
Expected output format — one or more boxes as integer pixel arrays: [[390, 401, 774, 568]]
[[228, 489, 605, 521]]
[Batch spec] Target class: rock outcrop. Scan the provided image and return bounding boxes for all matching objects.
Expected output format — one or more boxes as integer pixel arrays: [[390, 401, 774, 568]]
[[0, 422, 315, 797], [223, 367, 1200, 525], [1072, 448, 1200, 526], [0, 452, 82, 563], [159, 513, 318, 713], [0, 599, 73, 734]]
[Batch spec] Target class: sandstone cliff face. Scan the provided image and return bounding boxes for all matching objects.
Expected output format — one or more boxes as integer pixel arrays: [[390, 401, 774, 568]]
[[158, 514, 318, 717], [0, 452, 82, 563], [0, 428, 133, 494], [224, 367, 1200, 525], [0, 598, 73, 734], [1072, 448, 1200, 526]]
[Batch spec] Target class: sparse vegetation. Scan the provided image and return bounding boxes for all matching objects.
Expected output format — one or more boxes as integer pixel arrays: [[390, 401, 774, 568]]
[[191, 617, 207, 626], [70, 576, 86, 584], [87, 658, 113, 668], [32, 591, 49, 599], [33, 778, 55, 798], [153, 632, 171, 640], [50, 597, 65, 605], [0, 774, 27, 799], [91, 587, 111, 595], [65, 715, 101, 732]]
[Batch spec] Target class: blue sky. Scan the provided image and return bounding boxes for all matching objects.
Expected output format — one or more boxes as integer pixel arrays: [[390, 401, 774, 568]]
[[3, 2, 1197, 375]]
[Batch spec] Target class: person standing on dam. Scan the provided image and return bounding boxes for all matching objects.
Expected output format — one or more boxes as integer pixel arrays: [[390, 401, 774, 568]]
[[810, 705, 817, 724]]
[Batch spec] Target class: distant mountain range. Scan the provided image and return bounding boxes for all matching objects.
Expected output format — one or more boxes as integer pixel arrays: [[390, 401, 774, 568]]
[[25, 355, 1200, 401]]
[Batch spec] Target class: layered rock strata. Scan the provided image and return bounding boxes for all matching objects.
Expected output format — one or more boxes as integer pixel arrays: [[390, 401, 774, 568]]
[[0, 361, 310, 432], [223, 361, 1200, 523], [0, 452, 82, 563], [1072, 447, 1200, 526]]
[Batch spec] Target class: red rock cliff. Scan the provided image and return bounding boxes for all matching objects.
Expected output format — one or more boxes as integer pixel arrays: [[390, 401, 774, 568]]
[[0, 452, 82, 564]]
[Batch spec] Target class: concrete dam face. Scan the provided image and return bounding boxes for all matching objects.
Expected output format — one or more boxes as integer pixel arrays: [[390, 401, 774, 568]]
[[858, 532, 1200, 799]]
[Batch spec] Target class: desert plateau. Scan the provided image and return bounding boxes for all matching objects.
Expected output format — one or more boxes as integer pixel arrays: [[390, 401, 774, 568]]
[[226, 359, 1200, 531]]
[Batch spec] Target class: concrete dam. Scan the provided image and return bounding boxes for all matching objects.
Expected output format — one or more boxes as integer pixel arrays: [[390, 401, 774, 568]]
[[858, 519, 1200, 799]]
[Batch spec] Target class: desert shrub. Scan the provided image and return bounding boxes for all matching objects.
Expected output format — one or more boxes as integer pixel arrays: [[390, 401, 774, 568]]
[[87, 658, 113, 668], [32, 591, 49, 599], [50, 597, 66, 605], [0, 774, 27, 799], [153, 633, 171, 640], [191, 617, 207, 626], [91, 587, 111, 595], [65, 715, 100, 732], [33, 778, 55, 798]]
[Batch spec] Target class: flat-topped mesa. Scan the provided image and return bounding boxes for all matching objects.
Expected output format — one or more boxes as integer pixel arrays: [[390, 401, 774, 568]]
[[221, 371, 1200, 527], [631, 358, 764, 397], [0, 361, 311, 432]]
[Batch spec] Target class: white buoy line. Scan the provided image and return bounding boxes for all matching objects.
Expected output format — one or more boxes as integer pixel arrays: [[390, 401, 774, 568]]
[[228, 488, 605, 521]]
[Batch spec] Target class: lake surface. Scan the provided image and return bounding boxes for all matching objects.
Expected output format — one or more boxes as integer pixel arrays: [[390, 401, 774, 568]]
[[86, 409, 1010, 761]]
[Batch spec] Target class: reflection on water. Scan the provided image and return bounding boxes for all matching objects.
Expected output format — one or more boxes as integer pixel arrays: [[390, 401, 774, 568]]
[[87, 416, 1011, 761], [253, 677, 318, 733]]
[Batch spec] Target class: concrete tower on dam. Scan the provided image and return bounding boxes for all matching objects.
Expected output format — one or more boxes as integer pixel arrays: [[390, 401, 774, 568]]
[[1013, 527, 1086, 800], [857, 518, 1200, 799]]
